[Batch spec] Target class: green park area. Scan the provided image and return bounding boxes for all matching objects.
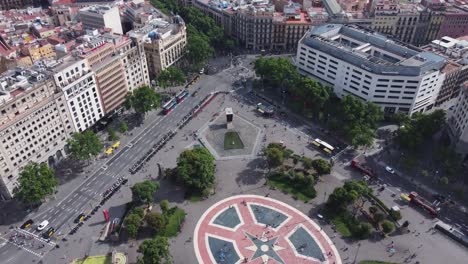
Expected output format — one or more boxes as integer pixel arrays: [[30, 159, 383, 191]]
[[72, 253, 126, 264], [359, 261, 398, 264], [224, 131, 244, 150]]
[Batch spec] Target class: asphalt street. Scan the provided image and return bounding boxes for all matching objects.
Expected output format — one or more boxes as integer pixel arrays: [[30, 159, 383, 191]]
[[0, 74, 226, 264]]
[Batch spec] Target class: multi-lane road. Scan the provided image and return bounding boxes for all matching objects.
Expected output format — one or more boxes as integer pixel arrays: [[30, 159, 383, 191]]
[[0, 74, 226, 264]]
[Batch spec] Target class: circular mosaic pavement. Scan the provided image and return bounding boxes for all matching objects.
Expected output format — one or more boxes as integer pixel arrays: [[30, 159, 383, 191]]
[[194, 195, 341, 264]]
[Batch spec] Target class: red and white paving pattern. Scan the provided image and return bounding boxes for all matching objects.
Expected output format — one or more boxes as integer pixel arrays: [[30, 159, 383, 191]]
[[194, 195, 341, 264]]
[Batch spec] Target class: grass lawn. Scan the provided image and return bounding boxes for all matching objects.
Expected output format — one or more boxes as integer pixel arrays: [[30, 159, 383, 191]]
[[164, 208, 186, 237], [267, 177, 315, 202], [359, 261, 398, 264], [73, 255, 111, 264], [224, 131, 244, 150], [331, 217, 352, 237]]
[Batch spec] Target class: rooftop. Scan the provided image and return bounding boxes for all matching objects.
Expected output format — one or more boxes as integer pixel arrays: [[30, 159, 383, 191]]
[[302, 24, 446, 76]]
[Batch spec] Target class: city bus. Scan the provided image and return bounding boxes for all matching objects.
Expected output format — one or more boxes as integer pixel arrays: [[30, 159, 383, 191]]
[[176, 90, 189, 103], [312, 138, 334, 154], [162, 99, 177, 115]]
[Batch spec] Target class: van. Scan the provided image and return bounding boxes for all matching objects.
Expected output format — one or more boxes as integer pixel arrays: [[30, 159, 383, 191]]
[[37, 220, 49, 231]]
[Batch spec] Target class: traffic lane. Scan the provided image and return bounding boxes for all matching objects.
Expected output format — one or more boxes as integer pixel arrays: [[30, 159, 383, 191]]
[[46, 86, 212, 232], [369, 162, 468, 229]]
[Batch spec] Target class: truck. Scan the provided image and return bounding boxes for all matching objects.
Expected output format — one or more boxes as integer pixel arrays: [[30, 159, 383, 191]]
[[351, 159, 376, 179], [408, 191, 439, 217]]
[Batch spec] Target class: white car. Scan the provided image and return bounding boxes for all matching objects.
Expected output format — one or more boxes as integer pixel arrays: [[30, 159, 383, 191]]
[[385, 166, 395, 174], [199, 68, 204, 74], [37, 220, 49, 231]]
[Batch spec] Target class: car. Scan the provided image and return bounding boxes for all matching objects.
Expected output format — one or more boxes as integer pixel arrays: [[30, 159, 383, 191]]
[[42, 227, 55, 239], [385, 166, 395, 174], [199, 68, 204, 74], [74, 213, 86, 223], [20, 219, 34, 229], [192, 91, 198, 97], [37, 220, 49, 231]]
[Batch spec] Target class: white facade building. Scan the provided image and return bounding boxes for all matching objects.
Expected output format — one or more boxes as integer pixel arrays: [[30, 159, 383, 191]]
[[51, 57, 104, 132], [448, 83, 468, 159], [296, 24, 447, 115], [0, 71, 75, 199], [79, 5, 123, 35]]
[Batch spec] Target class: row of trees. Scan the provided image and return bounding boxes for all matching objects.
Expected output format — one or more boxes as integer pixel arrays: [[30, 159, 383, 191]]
[[254, 57, 384, 147]]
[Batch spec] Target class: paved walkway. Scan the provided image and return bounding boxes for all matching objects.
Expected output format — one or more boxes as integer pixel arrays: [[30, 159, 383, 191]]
[[194, 195, 341, 264]]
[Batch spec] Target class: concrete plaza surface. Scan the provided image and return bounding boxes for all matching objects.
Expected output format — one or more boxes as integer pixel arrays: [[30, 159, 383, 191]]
[[1, 54, 467, 264]]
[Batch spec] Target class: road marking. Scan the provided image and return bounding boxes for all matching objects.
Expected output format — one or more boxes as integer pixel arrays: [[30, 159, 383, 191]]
[[73, 193, 79, 198]]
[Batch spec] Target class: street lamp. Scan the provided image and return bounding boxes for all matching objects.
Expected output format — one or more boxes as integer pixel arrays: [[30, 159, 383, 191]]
[[353, 243, 361, 264]]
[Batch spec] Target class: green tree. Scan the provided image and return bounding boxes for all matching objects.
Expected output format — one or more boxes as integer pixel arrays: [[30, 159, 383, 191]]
[[177, 147, 215, 192], [254, 57, 299, 91], [336, 96, 383, 147], [125, 213, 143, 238], [138, 236, 171, 264], [373, 212, 385, 223], [186, 33, 213, 68], [157, 66, 186, 88], [14, 163, 58, 206], [421, 169, 429, 178], [356, 222, 372, 239], [311, 159, 332, 175], [397, 110, 446, 151], [67, 131, 102, 162], [439, 176, 449, 186], [302, 157, 313, 170], [131, 181, 160, 204], [381, 220, 395, 234], [265, 147, 284, 170], [146, 212, 167, 234], [125, 86, 161, 116], [119, 121, 128, 134], [108, 128, 119, 141], [292, 77, 332, 117], [160, 200, 170, 214]]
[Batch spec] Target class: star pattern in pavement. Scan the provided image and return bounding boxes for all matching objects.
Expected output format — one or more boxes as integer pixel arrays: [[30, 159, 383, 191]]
[[244, 232, 286, 264]]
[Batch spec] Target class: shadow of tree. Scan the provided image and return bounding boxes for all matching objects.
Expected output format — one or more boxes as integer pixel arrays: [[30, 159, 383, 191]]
[[235, 158, 267, 186]]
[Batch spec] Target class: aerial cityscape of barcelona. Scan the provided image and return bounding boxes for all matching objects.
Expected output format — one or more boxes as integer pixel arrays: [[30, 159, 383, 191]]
[[0, 0, 467, 263]]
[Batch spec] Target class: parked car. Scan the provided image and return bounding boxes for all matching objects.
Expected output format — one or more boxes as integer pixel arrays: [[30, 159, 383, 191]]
[[74, 213, 86, 223], [37, 220, 49, 231], [385, 166, 395, 174]]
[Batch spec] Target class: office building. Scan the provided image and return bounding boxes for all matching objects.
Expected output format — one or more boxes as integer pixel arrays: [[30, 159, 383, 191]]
[[296, 24, 447, 115], [79, 5, 123, 35], [447, 83, 468, 159], [0, 70, 74, 199], [128, 17, 186, 80]]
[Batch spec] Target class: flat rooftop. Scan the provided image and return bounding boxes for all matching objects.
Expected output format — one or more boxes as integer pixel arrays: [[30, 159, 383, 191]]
[[302, 24, 446, 76]]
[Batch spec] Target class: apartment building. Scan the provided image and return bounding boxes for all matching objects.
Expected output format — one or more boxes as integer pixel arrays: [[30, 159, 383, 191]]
[[79, 5, 123, 35], [119, 34, 150, 92], [0, 0, 33, 10], [192, 0, 313, 51], [128, 17, 186, 79], [422, 36, 468, 106], [296, 24, 447, 115], [80, 36, 129, 114], [18, 42, 57, 67], [50, 56, 104, 132], [447, 83, 468, 159], [0, 70, 74, 199]]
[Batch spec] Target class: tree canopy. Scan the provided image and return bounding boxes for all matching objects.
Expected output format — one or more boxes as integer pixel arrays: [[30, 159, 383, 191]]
[[125, 212, 143, 239], [264, 147, 284, 169], [14, 163, 58, 206], [67, 131, 102, 161], [176, 147, 215, 192], [146, 212, 167, 234], [131, 180, 160, 204], [186, 32, 214, 68], [397, 110, 446, 151], [326, 180, 370, 212], [311, 159, 332, 175], [125, 86, 161, 116], [137, 236, 171, 264], [254, 57, 299, 90], [157, 66, 186, 88]]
